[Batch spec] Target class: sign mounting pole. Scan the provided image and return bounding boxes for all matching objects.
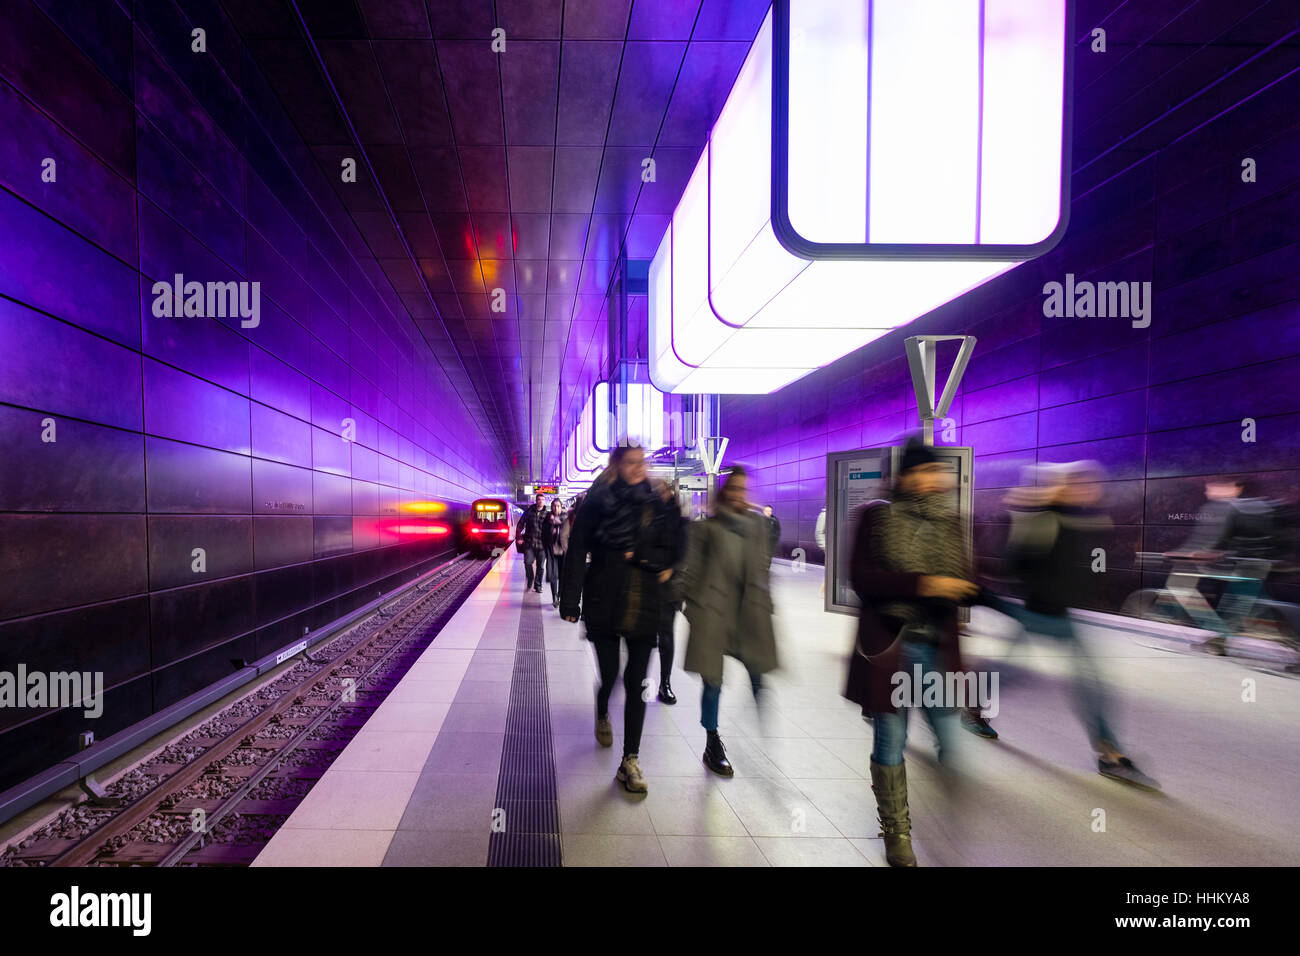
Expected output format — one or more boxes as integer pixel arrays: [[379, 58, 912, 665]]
[[904, 335, 977, 446]]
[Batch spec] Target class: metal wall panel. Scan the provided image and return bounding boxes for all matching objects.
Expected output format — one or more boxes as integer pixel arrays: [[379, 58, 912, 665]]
[[0, 406, 146, 513], [0, 514, 148, 619], [252, 515, 315, 571], [144, 437, 253, 514], [147, 515, 254, 589]]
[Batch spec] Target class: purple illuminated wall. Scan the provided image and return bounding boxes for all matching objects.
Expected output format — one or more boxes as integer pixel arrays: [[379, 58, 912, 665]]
[[0, 0, 507, 790], [724, 2, 1300, 612]]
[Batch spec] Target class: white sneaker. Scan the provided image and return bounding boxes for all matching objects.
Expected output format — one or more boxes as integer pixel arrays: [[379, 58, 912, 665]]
[[616, 755, 648, 793]]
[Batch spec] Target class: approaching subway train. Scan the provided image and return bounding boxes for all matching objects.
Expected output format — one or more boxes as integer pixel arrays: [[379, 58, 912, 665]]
[[466, 498, 520, 556]]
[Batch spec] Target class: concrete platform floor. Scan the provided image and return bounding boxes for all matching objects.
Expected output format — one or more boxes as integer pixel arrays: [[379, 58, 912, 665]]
[[255, 549, 1300, 866]]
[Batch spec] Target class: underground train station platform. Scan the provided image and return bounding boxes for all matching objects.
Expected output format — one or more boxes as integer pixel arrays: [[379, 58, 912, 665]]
[[251, 547, 1300, 868], [2, 0, 1296, 939]]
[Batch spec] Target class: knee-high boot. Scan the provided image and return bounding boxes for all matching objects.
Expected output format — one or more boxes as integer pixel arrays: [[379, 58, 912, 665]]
[[870, 760, 918, 867]]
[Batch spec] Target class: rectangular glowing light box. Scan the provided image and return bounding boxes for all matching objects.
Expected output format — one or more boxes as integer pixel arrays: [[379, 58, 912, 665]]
[[593, 381, 666, 453], [562, 384, 608, 484], [648, 0, 1072, 395]]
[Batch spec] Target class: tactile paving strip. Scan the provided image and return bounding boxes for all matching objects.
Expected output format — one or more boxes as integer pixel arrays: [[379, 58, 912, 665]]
[[486, 601, 561, 866]]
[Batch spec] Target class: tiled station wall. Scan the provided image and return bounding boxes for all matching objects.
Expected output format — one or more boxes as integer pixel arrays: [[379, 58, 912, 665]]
[[724, 8, 1300, 614], [0, 0, 507, 790]]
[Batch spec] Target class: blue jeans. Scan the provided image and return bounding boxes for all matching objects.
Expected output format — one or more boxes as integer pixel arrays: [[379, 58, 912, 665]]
[[869, 638, 960, 767], [992, 599, 1120, 752], [1185, 570, 1266, 637], [700, 670, 763, 732]]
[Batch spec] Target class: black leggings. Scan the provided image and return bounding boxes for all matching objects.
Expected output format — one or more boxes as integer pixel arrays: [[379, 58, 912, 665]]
[[657, 602, 677, 683], [592, 632, 655, 758]]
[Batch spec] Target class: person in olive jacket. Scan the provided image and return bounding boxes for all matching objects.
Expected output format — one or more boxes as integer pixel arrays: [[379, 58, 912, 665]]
[[680, 465, 778, 777]]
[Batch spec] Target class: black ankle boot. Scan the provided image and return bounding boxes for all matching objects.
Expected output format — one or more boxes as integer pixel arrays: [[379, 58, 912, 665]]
[[658, 682, 677, 705], [703, 731, 734, 777]]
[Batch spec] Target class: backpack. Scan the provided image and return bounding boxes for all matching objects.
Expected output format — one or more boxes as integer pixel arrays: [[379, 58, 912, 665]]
[[1226, 497, 1292, 560]]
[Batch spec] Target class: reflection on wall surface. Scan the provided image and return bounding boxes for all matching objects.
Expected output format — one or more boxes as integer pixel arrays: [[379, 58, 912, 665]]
[[0, 0, 508, 791]]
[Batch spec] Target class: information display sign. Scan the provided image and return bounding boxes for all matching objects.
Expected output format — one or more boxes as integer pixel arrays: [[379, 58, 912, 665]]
[[824, 445, 973, 616]]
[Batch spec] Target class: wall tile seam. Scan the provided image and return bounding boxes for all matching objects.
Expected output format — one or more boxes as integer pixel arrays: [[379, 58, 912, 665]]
[[0, 539, 464, 621], [0, 195, 481, 457], [126, 23, 501, 468]]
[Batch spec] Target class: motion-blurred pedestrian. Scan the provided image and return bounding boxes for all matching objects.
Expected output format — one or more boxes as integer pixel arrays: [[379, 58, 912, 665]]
[[541, 498, 567, 609], [1171, 475, 1289, 656], [681, 466, 779, 776], [515, 492, 547, 594], [990, 462, 1160, 790], [761, 505, 781, 561], [844, 438, 979, 867], [559, 444, 670, 794], [649, 478, 688, 704]]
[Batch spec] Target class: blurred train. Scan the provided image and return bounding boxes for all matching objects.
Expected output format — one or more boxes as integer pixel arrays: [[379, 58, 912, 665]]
[[466, 497, 522, 556], [370, 497, 521, 559]]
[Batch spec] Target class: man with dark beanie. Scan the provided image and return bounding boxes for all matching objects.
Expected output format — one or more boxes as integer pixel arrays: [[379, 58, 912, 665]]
[[844, 437, 978, 867]]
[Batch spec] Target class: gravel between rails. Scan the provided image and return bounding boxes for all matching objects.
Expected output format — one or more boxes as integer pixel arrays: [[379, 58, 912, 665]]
[[1, 557, 490, 867]]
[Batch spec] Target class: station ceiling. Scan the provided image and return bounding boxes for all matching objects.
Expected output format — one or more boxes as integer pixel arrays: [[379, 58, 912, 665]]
[[223, 0, 770, 481]]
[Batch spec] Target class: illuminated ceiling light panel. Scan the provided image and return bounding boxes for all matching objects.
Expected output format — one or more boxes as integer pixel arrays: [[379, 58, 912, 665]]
[[593, 381, 666, 453], [564, 437, 604, 482], [563, 386, 608, 483], [662, 394, 710, 451], [648, 0, 1070, 394]]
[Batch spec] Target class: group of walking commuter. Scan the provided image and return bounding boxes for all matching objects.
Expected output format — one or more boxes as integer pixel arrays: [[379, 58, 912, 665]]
[[550, 444, 777, 792], [516, 435, 1165, 866], [846, 441, 1159, 867], [515, 492, 576, 607]]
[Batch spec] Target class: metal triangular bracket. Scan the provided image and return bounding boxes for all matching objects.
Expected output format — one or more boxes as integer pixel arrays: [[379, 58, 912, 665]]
[[78, 773, 124, 808], [904, 335, 977, 440], [699, 436, 729, 476]]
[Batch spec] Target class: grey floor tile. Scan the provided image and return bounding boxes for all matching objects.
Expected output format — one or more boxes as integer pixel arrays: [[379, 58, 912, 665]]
[[452, 679, 514, 704], [440, 700, 510, 733], [658, 835, 770, 866], [558, 775, 656, 835], [642, 778, 750, 836], [753, 836, 874, 867], [424, 731, 506, 775], [397, 772, 500, 832], [469, 648, 517, 667], [463, 661, 515, 682], [714, 777, 843, 838], [750, 736, 862, 779], [562, 834, 667, 867], [384, 828, 490, 866]]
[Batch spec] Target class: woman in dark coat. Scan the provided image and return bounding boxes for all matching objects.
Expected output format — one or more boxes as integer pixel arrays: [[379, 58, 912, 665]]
[[541, 499, 567, 608], [844, 439, 978, 867], [559, 444, 667, 794], [646, 479, 688, 704], [680, 466, 779, 776]]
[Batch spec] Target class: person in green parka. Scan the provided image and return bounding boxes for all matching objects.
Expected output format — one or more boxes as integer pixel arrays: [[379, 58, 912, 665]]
[[680, 465, 779, 776]]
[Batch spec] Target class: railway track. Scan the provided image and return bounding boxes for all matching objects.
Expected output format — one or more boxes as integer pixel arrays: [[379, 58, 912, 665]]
[[2, 555, 492, 867]]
